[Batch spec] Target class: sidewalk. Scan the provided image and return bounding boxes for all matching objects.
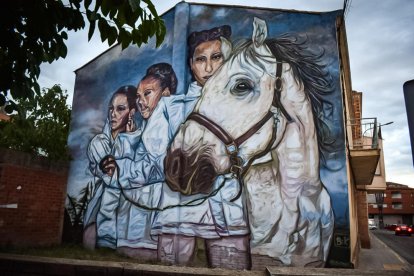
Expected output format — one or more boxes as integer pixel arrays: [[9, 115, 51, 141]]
[[358, 231, 413, 273]]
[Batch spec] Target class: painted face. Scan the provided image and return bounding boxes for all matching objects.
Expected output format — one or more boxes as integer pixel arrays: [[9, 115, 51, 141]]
[[109, 94, 130, 133], [136, 77, 167, 119], [190, 40, 224, 87]]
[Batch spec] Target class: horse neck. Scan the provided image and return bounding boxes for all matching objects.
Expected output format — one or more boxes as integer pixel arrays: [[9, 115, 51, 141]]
[[275, 64, 322, 199]]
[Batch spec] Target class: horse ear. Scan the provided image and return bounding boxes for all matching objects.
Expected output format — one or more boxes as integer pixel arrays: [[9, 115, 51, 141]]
[[252, 17, 267, 47], [220, 36, 232, 60]]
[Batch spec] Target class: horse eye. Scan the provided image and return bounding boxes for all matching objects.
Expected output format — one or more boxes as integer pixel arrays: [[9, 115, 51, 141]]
[[231, 80, 253, 95]]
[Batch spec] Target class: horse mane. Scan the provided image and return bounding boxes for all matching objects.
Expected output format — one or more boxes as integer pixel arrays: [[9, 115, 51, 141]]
[[231, 35, 336, 163]]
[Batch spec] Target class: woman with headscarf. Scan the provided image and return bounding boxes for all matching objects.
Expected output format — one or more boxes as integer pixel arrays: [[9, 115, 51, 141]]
[[100, 63, 185, 260], [83, 85, 141, 249]]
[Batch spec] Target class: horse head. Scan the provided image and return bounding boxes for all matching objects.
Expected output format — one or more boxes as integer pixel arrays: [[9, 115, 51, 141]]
[[164, 17, 289, 195]]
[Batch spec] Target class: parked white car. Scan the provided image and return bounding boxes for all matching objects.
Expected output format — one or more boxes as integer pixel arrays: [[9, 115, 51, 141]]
[[368, 219, 377, 230]]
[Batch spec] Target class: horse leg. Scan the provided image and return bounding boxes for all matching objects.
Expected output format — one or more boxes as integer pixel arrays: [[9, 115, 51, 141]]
[[244, 156, 301, 267], [276, 66, 334, 266], [275, 122, 311, 262], [293, 187, 334, 266], [318, 187, 334, 261]]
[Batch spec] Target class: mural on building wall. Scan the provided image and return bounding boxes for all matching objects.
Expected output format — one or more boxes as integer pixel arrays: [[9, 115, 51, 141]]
[[67, 3, 349, 269]]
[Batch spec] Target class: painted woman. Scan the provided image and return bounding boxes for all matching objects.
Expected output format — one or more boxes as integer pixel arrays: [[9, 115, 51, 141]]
[[83, 85, 141, 249], [100, 63, 184, 260]]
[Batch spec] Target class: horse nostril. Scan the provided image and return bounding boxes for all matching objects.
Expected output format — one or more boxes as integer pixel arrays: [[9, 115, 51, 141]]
[[165, 148, 182, 179], [172, 156, 180, 175], [192, 161, 216, 194]]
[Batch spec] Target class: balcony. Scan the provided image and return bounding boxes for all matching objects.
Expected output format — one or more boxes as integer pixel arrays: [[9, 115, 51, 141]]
[[348, 118, 381, 188]]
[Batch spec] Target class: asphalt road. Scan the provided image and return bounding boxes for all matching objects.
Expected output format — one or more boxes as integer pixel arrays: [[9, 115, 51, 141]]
[[371, 229, 414, 265]]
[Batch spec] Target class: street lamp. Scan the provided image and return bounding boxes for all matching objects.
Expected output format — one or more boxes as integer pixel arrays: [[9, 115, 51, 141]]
[[362, 121, 394, 137], [377, 121, 394, 141], [379, 121, 394, 127], [375, 192, 385, 229], [362, 121, 394, 149], [373, 121, 393, 230], [362, 118, 394, 149]]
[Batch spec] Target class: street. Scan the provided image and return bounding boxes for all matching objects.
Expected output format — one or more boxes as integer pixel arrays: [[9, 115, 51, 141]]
[[371, 229, 414, 264]]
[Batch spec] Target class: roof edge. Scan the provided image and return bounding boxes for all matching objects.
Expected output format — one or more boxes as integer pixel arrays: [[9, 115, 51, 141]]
[[75, 1, 343, 73]]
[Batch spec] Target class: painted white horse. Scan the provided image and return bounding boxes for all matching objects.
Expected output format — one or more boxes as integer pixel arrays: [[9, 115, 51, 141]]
[[165, 17, 334, 268]]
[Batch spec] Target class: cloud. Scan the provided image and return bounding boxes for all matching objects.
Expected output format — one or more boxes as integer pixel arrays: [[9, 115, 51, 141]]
[[344, 0, 414, 187], [39, 30, 109, 105]]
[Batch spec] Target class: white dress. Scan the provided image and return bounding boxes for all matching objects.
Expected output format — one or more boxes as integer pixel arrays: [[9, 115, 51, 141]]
[[109, 95, 186, 249], [84, 120, 142, 248]]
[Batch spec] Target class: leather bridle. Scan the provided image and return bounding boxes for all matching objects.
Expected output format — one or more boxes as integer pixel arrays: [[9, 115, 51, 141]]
[[187, 111, 274, 176]]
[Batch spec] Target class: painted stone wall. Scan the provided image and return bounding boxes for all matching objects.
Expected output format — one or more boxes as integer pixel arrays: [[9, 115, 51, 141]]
[[67, 3, 350, 269]]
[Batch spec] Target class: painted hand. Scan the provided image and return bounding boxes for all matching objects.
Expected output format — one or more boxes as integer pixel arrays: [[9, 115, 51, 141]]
[[99, 155, 117, 177], [126, 116, 136, 132]]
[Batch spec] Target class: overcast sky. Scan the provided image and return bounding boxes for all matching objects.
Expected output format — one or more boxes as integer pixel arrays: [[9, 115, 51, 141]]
[[38, 0, 414, 188]]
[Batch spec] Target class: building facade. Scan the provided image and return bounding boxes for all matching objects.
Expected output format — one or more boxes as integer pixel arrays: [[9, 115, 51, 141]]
[[369, 182, 414, 226], [65, 2, 364, 270]]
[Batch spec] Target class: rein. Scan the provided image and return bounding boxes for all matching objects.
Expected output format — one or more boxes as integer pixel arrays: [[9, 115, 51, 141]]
[[99, 160, 233, 211], [273, 62, 293, 122]]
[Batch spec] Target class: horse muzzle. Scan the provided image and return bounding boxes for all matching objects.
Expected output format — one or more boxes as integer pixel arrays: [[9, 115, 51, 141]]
[[164, 146, 217, 195]]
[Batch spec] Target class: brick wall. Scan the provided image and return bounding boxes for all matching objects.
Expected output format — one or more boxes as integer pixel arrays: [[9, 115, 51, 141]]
[[356, 190, 370, 249], [351, 91, 362, 141], [0, 148, 68, 247], [368, 183, 414, 215]]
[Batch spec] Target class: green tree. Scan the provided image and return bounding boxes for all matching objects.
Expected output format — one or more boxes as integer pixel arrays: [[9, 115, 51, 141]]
[[0, 84, 72, 161], [0, 0, 165, 111]]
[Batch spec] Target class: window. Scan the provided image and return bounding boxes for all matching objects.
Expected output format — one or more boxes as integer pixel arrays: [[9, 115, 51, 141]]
[[392, 203, 402, 209], [391, 192, 402, 199], [371, 203, 387, 208]]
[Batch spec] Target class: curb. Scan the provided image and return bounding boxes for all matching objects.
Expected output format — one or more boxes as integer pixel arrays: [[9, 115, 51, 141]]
[[1, 253, 413, 276], [0, 253, 263, 276]]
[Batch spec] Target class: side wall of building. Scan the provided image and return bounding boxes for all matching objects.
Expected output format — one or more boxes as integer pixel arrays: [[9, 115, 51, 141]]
[[68, 3, 351, 269], [337, 17, 359, 267]]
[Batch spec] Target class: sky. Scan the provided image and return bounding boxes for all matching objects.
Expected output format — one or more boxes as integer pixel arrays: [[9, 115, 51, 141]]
[[38, 0, 414, 188]]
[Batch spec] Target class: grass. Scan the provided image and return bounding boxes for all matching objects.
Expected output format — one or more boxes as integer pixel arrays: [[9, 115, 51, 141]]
[[0, 241, 209, 267], [0, 243, 143, 263]]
